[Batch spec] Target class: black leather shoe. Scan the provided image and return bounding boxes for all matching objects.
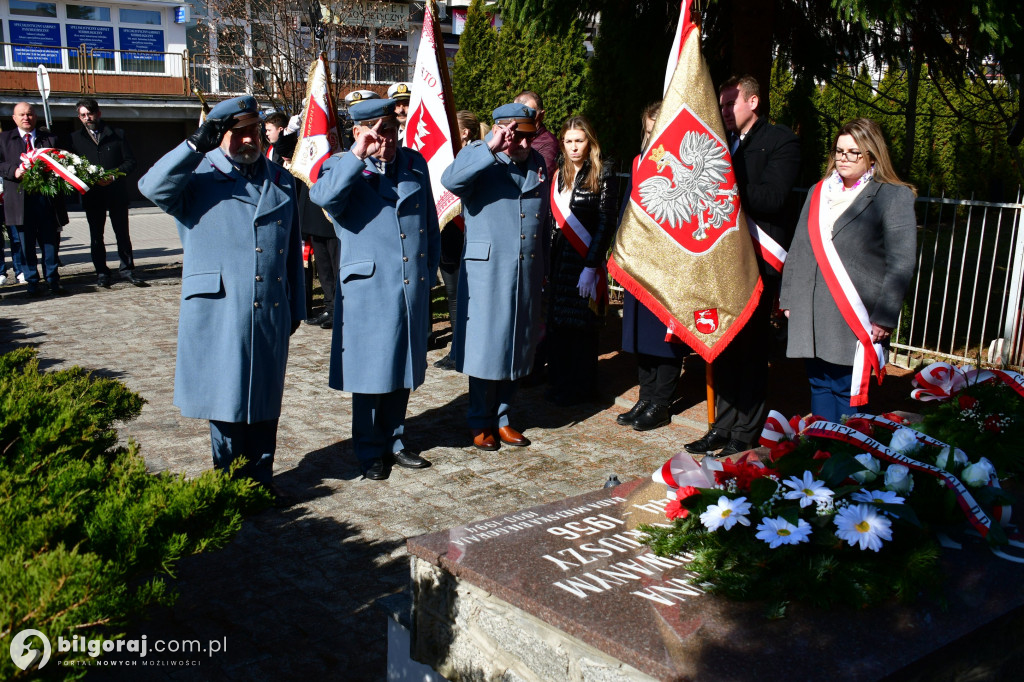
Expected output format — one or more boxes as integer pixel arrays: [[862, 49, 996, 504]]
[[305, 311, 330, 326], [717, 439, 751, 457], [632, 403, 671, 431], [362, 459, 387, 480], [263, 482, 295, 508], [684, 429, 730, 454], [617, 399, 651, 426], [123, 271, 147, 286], [49, 283, 70, 296], [392, 449, 430, 469], [97, 273, 111, 288], [320, 314, 333, 329], [433, 353, 456, 370]]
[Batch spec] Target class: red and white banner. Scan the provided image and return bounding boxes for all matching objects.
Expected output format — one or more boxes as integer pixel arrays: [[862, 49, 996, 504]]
[[608, 3, 761, 362], [290, 55, 342, 187], [551, 171, 607, 306], [662, 1, 686, 97], [747, 217, 786, 273], [21, 148, 88, 194], [405, 0, 461, 227], [807, 182, 885, 405]]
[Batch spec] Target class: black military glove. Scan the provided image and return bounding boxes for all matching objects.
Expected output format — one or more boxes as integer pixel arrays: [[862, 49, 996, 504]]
[[187, 115, 237, 154]]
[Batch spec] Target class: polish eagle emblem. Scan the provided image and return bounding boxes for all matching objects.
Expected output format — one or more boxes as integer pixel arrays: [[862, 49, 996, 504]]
[[638, 131, 737, 241]]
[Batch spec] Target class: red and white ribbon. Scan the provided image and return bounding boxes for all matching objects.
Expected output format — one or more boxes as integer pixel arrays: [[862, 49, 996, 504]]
[[807, 181, 885, 405], [759, 410, 824, 447], [801, 420, 994, 538], [551, 170, 607, 306], [747, 216, 786, 273], [911, 362, 1024, 401], [652, 451, 718, 499], [21, 148, 88, 194]]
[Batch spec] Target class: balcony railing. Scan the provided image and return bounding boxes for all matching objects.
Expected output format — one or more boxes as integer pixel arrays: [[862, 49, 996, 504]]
[[0, 42, 189, 97]]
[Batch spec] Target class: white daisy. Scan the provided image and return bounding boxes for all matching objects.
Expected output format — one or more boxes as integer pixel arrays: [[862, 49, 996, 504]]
[[699, 496, 752, 531], [851, 489, 905, 505], [782, 471, 834, 508], [834, 503, 893, 551], [755, 517, 812, 548]]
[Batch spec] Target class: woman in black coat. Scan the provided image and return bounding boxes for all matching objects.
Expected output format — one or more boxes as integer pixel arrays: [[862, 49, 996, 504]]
[[545, 115, 619, 405], [617, 100, 689, 431]]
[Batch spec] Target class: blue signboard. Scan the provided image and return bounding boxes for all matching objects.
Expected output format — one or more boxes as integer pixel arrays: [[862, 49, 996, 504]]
[[118, 27, 164, 62], [10, 20, 62, 65], [66, 24, 115, 59]]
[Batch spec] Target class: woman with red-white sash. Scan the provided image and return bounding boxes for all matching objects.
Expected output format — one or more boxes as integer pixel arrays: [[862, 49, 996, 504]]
[[545, 115, 619, 405], [779, 118, 917, 422]]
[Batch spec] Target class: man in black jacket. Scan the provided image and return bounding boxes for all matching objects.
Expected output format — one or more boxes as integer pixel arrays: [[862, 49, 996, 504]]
[[685, 75, 801, 456], [69, 98, 142, 287]]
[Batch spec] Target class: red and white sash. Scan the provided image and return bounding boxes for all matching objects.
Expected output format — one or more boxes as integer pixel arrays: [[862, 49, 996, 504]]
[[807, 181, 885, 406], [747, 217, 786, 273], [551, 170, 607, 306], [20, 147, 88, 194]]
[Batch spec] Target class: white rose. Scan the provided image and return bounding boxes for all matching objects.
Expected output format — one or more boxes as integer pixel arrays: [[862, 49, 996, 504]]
[[961, 457, 997, 487], [936, 446, 969, 470], [884, 464, 914, 493], [851, 454, 881, 484], [888, 428, 920, 456]]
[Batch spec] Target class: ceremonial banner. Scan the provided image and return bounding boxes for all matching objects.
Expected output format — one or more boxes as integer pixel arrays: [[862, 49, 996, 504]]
[[290, 54, 342, 187], [607, 4, 762, 362], [405, 0, 461, 226]]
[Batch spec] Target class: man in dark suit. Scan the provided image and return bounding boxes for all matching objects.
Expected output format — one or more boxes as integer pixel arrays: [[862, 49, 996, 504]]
[[69, 98, 141, 287], [0, 102, 69, 296], [685, 75, 801, 456]]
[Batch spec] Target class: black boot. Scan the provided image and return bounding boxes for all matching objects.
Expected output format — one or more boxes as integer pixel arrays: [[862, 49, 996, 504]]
[[616, 399, 651, 426], [684, 429, 730, 454], [632, 403, 670, 431]]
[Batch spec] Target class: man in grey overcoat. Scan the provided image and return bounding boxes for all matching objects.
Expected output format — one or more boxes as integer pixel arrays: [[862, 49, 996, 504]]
[[138, 95, 305, 492], [310, 98, 439, 480], [441, 102, 551, 451]]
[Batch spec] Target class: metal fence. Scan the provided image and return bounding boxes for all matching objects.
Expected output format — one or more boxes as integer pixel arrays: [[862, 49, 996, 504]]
[[892, 190, 1024, 370]]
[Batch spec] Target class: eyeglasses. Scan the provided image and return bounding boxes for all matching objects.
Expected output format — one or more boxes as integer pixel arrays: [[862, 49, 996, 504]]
[[512, 132, 536, 142], [834, 148, 864, 162]]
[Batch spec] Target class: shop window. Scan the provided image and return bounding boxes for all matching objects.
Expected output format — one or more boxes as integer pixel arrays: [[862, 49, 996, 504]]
[[119, 8, 162, 25], [10, 0, 57, 18]]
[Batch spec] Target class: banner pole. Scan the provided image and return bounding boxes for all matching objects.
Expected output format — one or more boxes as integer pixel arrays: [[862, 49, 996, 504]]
[[705, 362, 715, 429]]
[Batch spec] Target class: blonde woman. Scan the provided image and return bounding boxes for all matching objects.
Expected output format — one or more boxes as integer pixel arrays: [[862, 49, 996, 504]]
[[780, 118, 917, 421]]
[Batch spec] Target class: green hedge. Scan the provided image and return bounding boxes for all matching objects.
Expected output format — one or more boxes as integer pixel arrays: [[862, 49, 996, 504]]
[[0, 348, 269, 679]]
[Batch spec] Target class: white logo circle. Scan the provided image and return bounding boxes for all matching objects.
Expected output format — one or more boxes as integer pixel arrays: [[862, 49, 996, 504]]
[[10, 629, 51, 671]]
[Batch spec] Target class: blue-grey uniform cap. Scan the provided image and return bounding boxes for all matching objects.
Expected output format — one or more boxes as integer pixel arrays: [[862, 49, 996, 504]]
[[491, 103, 537, 132], [349, 98, 398, 124], [208, 95, 260, 129]]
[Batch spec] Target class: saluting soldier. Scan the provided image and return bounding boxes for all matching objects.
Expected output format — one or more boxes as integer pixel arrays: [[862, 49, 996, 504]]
[[138, 95, 305, 494], [440, 102, 551, 451], [310, 98, 440, 480]]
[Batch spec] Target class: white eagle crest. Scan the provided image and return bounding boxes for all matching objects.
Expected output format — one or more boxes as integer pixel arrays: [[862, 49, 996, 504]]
[[638, 131, 737, 241]]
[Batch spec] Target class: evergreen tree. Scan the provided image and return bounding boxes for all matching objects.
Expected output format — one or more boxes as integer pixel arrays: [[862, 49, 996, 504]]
[[451, 0, 498, 120]]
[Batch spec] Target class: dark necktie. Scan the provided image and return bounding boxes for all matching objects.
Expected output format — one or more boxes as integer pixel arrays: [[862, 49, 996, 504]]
[[24, 134, 33, 152]]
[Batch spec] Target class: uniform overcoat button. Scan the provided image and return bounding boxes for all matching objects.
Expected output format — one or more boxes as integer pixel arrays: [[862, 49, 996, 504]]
[[400, 233, 406, 239], [521, 234, 525, 239], [278, 249, 284, 254], [404, 279, 410, 284], [256, 247, 263, 252], [277, 220, 282, 225], [519, 254, 524, 260], [420, 276, 424, 281], [254, 302, 261, 308], [403, 256, 409, 262], [274, 302, 279, 307], [520, 213, 525, 218], [255, 275, 263, 281]]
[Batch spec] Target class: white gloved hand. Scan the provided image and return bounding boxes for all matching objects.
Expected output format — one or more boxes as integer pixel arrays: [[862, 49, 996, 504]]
[[287, 114, 302, 134], [577, 267, 598, 300]]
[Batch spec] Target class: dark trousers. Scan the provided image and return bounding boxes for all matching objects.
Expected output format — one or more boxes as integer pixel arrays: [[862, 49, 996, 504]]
[[3, 224, 26, 275], [710, 281, 777, 442], [310, 234, 340, 311], [805, 358, 854, 423], [352, 389, 410, 467], [547, 325, 598, 399], [467, 377, 517, 430], [209, 418, 279, 485], [84, 190, 134, 275], [637, 353, 683, 406], [14, 224, 59, 287], [440, 264, 459, 325]]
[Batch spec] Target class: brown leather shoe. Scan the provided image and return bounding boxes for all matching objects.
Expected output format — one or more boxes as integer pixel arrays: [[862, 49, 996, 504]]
[[472, 428, 499, 451], [497, 425, 531, 447]]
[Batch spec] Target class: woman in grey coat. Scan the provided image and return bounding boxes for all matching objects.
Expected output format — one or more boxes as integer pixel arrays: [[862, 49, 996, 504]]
[[779, 118, 917, 422]]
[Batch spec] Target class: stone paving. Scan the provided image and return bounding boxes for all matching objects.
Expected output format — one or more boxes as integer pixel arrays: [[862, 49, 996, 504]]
[[0, 209, 918, 680]]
